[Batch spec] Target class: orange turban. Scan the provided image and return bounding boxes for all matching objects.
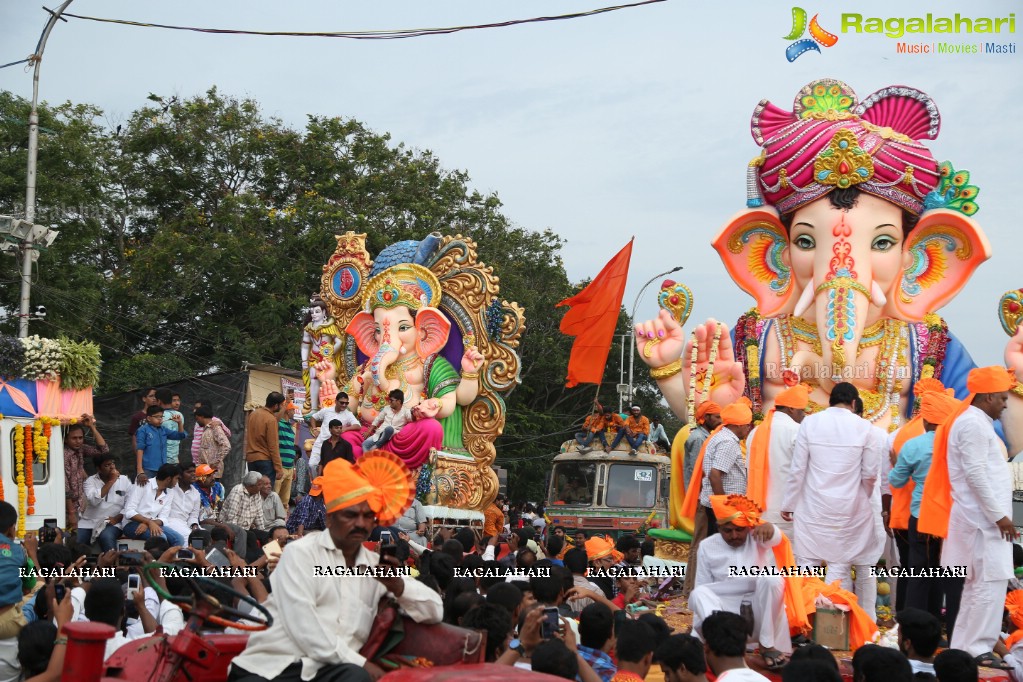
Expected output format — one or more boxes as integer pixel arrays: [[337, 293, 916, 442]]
[[966, 366, 1016, 394], [775, 384, 810, 410], [584, 536, 624, 563], [322, 459, 387, 516], [695, 401, 722, 424], [720, 399, 753, 426], [919, 392, 960, 426], [1006, 591, 1023, 648], [320, 451, 416, 525], [710, 494, 764, 527], [309, 477, 324, 496]]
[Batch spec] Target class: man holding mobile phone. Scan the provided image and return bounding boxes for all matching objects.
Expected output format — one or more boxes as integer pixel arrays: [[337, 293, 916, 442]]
[[230, 454, 442, 682]]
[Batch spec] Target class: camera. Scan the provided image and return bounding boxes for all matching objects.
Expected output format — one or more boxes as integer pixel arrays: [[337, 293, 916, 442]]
[[541, 606, 561, 639], [379, 531, 397, 559], [190, 537, 205, 551], [39, 519, 59, 544], [119, 551, 144, 566]]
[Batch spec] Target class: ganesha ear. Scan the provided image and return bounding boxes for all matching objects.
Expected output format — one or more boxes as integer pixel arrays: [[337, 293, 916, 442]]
[[345, 312, 380, 357], [712, 209, 795, 316], [890, 210, 992, 321], [415, 308, 452, 358]]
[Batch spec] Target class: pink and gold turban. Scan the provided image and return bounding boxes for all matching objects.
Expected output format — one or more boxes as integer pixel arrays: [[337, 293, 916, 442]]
[[748, 79, 942, 216]]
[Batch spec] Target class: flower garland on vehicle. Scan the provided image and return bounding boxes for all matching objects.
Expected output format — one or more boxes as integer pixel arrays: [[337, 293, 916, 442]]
[[34, 417, 55, 464], [14, 424, 25, 537], [24, 424, 34, 515]]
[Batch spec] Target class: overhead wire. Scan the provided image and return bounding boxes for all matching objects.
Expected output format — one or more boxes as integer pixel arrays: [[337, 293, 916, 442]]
[[60, 1, 666, 40]]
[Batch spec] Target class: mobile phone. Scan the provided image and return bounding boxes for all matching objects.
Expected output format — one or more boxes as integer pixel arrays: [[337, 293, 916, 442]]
[[176, 549, 194, 560], [541, 606, 560, 639], [126, 574, 141, 597], [379, 531, 397, 559], [119, 551, 144, 565], [118, 543, 129, 552], [44, 518, 58, 528], [54, 584, 66, 602], [262, 539, 282, 559]]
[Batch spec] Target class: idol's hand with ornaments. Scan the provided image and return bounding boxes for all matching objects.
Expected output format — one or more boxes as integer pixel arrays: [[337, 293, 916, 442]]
[[461, 346, 484, 375], [634, 309, 687, 371], [418, 398, 442, 419], [682, 319, 745, 407]]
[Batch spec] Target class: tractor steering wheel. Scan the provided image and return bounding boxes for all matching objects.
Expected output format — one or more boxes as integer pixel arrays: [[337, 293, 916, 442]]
[[142, 562, 273, 631]]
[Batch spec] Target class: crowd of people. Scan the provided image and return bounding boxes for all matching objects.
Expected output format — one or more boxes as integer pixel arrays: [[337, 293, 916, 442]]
[[680, 366, 1020, 674], [1, 366, 1019, 682]]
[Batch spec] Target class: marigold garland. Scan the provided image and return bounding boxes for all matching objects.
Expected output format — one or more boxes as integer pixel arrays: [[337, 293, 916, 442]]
[[14, 424, 25, 538], [24, 424, 34, 515], [34, 418, 50, 464]]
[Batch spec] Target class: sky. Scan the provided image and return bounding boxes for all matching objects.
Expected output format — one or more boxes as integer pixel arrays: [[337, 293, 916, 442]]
[[0, 0, 1021, 368]]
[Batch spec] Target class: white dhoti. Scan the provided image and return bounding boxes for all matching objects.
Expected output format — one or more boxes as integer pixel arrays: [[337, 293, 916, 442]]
[[689, 576, 792, 654], [945, 522, 1012, 657]]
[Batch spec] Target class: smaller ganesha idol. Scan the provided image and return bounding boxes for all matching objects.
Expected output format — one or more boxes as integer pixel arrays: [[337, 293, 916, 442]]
[[344, 263, 483, 468], [308, 230, 524, 510]]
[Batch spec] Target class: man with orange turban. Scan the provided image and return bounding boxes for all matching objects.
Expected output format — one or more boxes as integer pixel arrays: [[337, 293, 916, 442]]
[[699, 400, 754, 537], [781, 382, 882, 617], [689, 494, 791, 670], [918, 366, 1016, 666], [231, 455, 442, 682], [746, 383, 808, 540], [888, 390, 960, 622]]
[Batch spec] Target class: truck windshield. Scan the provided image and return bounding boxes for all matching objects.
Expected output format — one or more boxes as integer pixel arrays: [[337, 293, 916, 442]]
[[549, 462, 595, 506], [604, 464, 656, 508]]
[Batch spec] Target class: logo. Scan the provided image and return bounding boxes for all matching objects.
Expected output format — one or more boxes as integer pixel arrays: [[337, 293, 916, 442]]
[[784, 7, 838, 62]]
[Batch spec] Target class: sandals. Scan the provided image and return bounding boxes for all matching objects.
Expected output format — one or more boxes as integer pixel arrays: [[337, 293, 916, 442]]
[[975, 652, 1012, 670], [759, 648, 788, 671]]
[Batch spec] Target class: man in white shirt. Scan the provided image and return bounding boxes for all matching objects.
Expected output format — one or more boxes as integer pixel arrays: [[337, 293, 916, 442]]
[[690, 494, 791, 669], [229, 455, 443, 682], [165, 462, 202, 542], [919, 366, 1016, 663], [77, 453, 132, 551], [307, 391, 362, 471], [781, 382, 881, 610], [122, 463, 184, 547], [700, 611, 773, 682]]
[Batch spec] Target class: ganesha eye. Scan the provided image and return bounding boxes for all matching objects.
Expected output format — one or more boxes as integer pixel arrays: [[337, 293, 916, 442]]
[[793, 235, 815, 250], [872, 235, 897, 251]]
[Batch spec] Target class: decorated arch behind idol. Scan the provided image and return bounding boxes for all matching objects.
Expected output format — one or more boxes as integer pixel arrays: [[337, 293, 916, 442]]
[[302, 232, 524, 511]]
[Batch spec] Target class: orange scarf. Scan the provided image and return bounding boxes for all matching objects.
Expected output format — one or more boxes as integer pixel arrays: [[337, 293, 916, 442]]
[[746, 411, 775, 510], [797, 577, 879, 650], [889, 416, 924, 531], [680, 425, 723, 525], [917, 398, 974, 538], [770, 531, 811, 636]]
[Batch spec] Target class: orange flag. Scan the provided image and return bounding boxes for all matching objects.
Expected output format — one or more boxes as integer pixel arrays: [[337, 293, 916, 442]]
[[557, 239, 634, 388]]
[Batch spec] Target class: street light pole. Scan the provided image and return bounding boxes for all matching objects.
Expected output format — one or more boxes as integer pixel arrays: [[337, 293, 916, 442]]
[[627, 266, 683, 405], [20, 0, 73, 338]]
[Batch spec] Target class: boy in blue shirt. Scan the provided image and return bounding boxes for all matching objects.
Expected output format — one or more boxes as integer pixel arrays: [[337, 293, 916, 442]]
[[136, 404, 189, 482], [0, 500, 31, 639]]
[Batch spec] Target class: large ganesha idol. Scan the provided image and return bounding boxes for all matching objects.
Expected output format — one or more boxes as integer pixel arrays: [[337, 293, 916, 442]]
[[636, 79, 1023, 453], [306, 231, 524, 510]]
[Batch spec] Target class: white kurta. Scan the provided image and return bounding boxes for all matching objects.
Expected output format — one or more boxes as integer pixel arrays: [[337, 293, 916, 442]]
[[942, 405, 1013, 657], [781, 407, 881, 565], [690, 526, 791, 653]]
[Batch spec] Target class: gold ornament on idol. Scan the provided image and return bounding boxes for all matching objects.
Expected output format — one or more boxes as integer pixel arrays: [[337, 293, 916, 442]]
[[684, 323, 723, 426], [643, 338, 662, 359]]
